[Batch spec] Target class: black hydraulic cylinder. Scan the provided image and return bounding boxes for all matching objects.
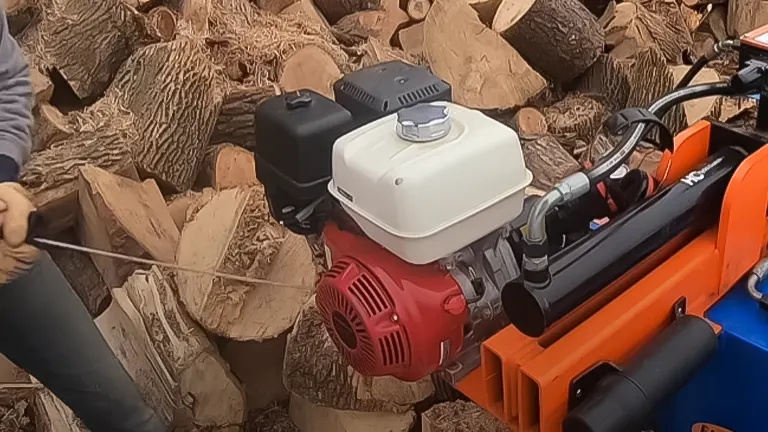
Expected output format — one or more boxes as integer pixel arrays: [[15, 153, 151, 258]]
[[562, 315, 718, 432], [502, 146, 747, 337]]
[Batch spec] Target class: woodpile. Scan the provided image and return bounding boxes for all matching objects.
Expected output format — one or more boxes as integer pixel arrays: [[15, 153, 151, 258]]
[[3, 0, 758, 430]]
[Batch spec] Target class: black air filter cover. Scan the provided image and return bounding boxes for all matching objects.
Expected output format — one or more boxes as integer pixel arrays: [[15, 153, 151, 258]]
[[333, 61, 451, 126], [254, 89, 354, 200]]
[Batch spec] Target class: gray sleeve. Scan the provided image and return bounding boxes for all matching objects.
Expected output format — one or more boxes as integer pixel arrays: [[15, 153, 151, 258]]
[[0, 9, 32, 169]]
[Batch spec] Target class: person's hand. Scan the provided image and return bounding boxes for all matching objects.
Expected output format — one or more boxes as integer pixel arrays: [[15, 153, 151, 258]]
[[0, 183, 39, 284]]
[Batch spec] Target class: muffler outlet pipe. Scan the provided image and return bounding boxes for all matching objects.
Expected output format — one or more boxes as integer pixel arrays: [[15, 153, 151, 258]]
[[562, 315, 718, 432], [521, 82, 737, 289], [506, 146, 747, 337]]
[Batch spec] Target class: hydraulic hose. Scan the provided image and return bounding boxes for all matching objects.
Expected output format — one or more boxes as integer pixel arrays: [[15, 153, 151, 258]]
[[675, 39, 740, 90], [585, 81, 736, 185], [521, 80, 741, 289]]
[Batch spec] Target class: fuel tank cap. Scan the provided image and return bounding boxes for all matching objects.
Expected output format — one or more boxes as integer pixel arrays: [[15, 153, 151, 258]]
[[395, 102, 451, 143]]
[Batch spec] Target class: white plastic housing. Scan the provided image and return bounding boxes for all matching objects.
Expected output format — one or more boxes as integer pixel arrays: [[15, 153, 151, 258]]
[[328, 102, 533, 264]]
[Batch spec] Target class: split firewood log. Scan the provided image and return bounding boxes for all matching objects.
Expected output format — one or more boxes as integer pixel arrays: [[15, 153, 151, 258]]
[[605, 1, 691, 64], [425, 0, 545, 110], [283, 296, 435, 411], [34, 380, 88, 432], [95, 39, 223, 193], [406, 0, 431, 21], [422, 400, 510, 432], [333, 0, 410, 45], [148, 6, 178, 41], [543, 95, 607, 144], [522, 134, 582, 189], [626, 46, 687, 136], [313, 0, 381, 24], [47, 230, 110, 317], [573, 54, 633, 112], [17, 0, 159, 101], [255, 0, 298, 14], [717, 96, 756, 123], [195, 143, 258, 191], [398, 22, 425, 57], [669, 66, 721, 126], [290, 393, 417, 432], [21, 103, 139, 236], [357, 38, 422, 68], [122, 268, 246, 428], [280, 0, 333, 33], [175, 186, 316, 341], [95, 290, 177, 425], [510, 107, 548, 137], [210, 85, 276, 149], [167, 191, 213, 231], [697, 4, 728, 41], [633, 0, 693, 59], [727, 0, 768, 37], [279, 45, 343, 98], [77, 165, 180, 288], [493, 0, 603, 84], [467, 0, 502, 24], [31, 103, 73, 152], [178, 0, 212, 35]]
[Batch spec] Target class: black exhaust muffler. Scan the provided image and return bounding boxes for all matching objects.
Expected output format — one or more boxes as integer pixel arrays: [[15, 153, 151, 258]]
[[502, 146, 746, 338]]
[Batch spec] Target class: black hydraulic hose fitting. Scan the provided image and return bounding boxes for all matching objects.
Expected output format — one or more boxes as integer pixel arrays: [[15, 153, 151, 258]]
[[562, 315, 718, 432]]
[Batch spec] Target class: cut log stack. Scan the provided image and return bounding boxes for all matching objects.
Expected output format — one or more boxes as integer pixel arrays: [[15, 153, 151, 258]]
[[0, 0, 759, 429]]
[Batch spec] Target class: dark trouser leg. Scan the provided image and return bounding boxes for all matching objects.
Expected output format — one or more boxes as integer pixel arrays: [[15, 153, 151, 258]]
[[0, 252, 168, 432]]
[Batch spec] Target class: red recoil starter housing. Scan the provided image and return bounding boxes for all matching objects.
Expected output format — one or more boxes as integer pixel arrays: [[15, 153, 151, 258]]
[[316, 222, 469, 382]]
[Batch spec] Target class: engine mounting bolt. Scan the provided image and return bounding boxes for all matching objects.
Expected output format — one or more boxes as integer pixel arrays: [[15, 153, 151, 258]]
[[391, 313, 399, 323]]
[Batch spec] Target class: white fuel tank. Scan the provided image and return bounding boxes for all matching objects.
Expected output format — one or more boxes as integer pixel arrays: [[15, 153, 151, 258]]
[[328, 102, 533, 264]]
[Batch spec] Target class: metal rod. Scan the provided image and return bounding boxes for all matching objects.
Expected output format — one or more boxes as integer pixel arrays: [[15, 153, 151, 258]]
[[33, 237, 315, 292]]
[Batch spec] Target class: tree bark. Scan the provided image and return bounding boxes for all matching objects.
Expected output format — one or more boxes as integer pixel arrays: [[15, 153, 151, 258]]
[[175, 186, 316, 341], [255, 0, 298, 14], [493, 0, 604, 83], [210, 85, 276, 149], [543, 95, 606, 144], [523, 134, 581, 189], [100, 39, 223, 193], [18, 0, 158, 101], [605, 1, 691, 64], [626, 46, 687, 136], [425, 0, 545, 109], [573, 54, 634, 112], [283, 296, 435, 411]]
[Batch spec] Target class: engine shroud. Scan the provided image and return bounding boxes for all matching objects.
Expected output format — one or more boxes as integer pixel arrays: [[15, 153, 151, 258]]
[[316, 222, 468, 382]]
